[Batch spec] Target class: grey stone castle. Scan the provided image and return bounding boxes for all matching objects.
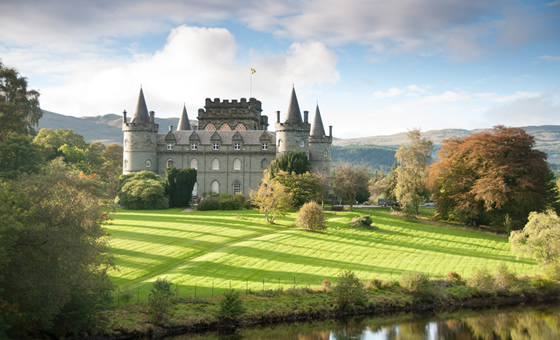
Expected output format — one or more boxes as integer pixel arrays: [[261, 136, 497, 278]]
[[122, 87, 332, 197]]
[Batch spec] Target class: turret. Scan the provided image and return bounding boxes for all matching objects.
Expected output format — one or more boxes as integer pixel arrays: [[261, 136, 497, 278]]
[[122, 87, 159, 174], [308, 104, 332, 174], [275, 87, 311, 158], [177, 104, 192, 130]]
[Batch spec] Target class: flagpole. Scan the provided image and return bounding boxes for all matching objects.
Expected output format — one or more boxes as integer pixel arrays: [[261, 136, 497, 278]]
[[250, 68, 256, 99]]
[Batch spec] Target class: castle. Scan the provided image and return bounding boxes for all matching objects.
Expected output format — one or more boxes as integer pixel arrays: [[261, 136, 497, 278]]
[[122, 87, 332, 197]]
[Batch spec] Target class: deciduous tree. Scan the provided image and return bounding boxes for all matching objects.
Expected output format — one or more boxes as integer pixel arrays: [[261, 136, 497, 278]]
[[250, 169, 293, 223], [273, 170, 321, 207], [0, 132, 44, 179], [332, 162, 369, 211]]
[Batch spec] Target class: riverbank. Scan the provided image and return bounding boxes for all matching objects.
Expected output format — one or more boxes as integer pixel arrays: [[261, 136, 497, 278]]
[[101, 275, 560, 339]]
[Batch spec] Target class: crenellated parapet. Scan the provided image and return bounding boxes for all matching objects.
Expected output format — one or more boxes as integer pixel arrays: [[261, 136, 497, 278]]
[[198, 97, 268, 131]]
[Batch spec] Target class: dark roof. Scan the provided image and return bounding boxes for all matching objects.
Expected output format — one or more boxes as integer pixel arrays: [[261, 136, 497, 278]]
[[177, 105, 191, 130], [131, 88, 150, 124], [310, 105, 326, 137], [157, 130, 276, 145], [284, 87, 303, 124]]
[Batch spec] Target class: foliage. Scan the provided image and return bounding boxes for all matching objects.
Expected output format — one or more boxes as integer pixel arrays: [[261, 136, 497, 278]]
[[117, 171, 169, 210], [399, 271, 431, 295], [331, 144, 397, 173], [332, 270, 366, 310], [349, 215, 373, 228], [427, 126, 558, 230], [394, 129, 433, 216], [250, 169, 293, 223], [218, 289, 244, 320], [322, 279, 332, 292], [493, 262, 518, 292], [296, 201, 326, 232], [312, 169, 331, 206], [530, 276, 559, 290], [332, 162, 370, 211], [445, 272, 466, 286], [510, 210, 560, 278], [0, 61, 42, 141], [0, 132, 44, 179], [269, 151, 311, 176], [0, 159, 114, 337], [274, 170, 321, 207], [196, 194, 250, 211], [97, 144, 123, 199], [166, 167, 197, 207], [148, 278, 175, 324], [468, 267, 495, 294], [33, 128, 88, 160]]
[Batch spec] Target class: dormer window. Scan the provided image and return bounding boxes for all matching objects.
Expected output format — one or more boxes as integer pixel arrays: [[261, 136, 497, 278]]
[[234, 143, 241, 150], [191, 143, 198, 150], [213, 143, 219, 150], [262, 143, 268, 150], [167, 143, 174, 150]]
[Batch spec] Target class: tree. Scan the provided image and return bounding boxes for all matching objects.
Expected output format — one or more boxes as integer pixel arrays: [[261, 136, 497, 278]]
[[332, 162, 370, 211], [0, 159, 113, 337], [394, 129, 433, 215], [312, 169, 331, 207], [273, 170, 321, 207], [0, 132, 44, 179], [98, 144, 123, 199], [269, 151, 311, 176], [166, 167, 197, 207], [296, 201, 326, 231], [427, 126, 557, 229], [332, 270, 366, 310], [0, 61, 42, 141], [33, 128, 88, 160], [250, 169, 293, 223], [510, 210, 560, 279], [117, 171, 169, 210]]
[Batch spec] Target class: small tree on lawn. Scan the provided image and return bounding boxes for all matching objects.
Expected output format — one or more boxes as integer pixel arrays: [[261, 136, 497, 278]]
[[333, 270, 366, 310], [296, 201, 326, 232], [332, 162, 370, 211], [250, 169, 293, 223]]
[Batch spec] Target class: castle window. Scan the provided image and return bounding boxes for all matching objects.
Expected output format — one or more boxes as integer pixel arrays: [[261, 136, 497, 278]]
[[324, 151, 328, 159], [213, 143, 219, 150], [192, 182, 198, 199], [205, 124, 216, 131], [211, 180, 219, 194], [167, 159, 174, 168], [212, 159, 220, 170], [220, 124, 231, 131], [277, 139, 282, 148], [262, 143, 268, 150], [146, 160, 151, 168], [261, 159, 268, 169], [167, 143, 174, 150], [300, 140, 305, 148], [233, 180, 241, 194], [191, 143, 198, 150], [233, 158, 241, 171], [124, 159, 128, 169], [235, 124, 246, 131], [124, 139, 129, 147], [190, 159, 198, 170], [234, 143, 241, 150]]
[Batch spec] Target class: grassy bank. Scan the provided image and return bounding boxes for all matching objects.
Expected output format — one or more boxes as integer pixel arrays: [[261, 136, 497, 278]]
[[106, 207, 537, 301]]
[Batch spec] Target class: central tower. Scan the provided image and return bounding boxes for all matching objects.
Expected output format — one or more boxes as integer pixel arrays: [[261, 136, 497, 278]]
[[275, 87, 311, 158]]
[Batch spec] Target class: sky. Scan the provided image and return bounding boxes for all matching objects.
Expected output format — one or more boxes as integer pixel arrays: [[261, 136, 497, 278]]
[[1, 0, 559, 139]]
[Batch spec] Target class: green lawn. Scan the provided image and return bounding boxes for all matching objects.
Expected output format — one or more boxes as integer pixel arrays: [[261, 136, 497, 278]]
[[106, 207, 537, 300]]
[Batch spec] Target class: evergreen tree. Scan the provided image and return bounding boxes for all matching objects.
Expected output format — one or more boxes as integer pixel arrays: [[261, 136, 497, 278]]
[[269, 151, 311, 176]]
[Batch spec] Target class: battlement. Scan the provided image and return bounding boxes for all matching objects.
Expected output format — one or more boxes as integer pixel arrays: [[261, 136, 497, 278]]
[[204, 97, 262, 111]]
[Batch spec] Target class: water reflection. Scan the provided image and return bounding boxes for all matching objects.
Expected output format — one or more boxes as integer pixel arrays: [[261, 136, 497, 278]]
[[171, 304, 560, 339]]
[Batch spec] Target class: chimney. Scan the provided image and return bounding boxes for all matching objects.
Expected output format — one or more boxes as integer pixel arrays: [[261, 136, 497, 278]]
[[168, 125, 173, 132], [304, 110, 309, 124], [329, 125, 332, 137], [122, 110, 127, 124], [149, 111, 155, 124], [276, 111, 281, 123]]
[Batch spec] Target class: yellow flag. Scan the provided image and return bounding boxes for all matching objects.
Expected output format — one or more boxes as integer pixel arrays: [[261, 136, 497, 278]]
[[251, 68, 256, 74]]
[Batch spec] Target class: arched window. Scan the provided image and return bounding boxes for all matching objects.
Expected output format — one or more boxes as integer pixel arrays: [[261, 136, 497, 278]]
[[261, 159, 268, 169], [192, 182, 198, 198], [212, 158, 220, 170], [124, 139, 129, 147], [145, 159, 151, 168], [324, 150, 328, 159], [190, 159, 198, 170], [233, 180, 241, 194], [300, 139, 305, 148], [233, 158, 241, 171], [211, 180, 219, 194], [220, 124, 231, 131], [235, 124, 246, 131], [277, 139, 282, 148], [167, 159, 174, 168], [124, 159, 128, 169], [205, 124, 216, 131]]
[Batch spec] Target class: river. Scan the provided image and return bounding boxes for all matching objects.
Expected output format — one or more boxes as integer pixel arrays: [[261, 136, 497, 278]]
[[169, 304, 560, 339]]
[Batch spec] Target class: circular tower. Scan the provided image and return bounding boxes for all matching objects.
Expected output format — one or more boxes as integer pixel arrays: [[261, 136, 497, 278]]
[[275, 87, 311, 159], [308, 104, 333, 175]]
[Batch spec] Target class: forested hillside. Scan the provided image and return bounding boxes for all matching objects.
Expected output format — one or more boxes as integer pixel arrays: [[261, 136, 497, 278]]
[[332, 145, 396, 171]]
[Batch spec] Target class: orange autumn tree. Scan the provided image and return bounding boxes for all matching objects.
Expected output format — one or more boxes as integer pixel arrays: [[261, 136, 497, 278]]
[[426, 126, 558, 231]]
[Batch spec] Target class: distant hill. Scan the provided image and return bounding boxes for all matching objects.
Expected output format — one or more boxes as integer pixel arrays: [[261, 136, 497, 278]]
[[38, 110, 560, 167]]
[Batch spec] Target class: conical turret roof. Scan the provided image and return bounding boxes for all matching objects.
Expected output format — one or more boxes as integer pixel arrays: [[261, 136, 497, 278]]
[[310, 104, 326, 137], [177, 104, 191, 130], [131, 87, 150, 124], [284, 87, 303, 124]]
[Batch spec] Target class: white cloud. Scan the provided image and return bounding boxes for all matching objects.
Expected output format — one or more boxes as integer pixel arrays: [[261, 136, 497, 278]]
[[373, 88, 403, 98], [485, 93, 560, 126], [540, 55, 560, 61], [423, 91, 470, 103], [474, 91, 540, 103]]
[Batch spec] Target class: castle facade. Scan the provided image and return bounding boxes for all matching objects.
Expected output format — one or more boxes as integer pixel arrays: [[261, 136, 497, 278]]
[[122, 87, 332, 197]]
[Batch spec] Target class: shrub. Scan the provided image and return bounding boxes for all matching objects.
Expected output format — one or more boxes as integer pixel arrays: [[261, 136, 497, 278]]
[[531, 276, 559, 290], [399, 271, 430, 295], [296, 201, 326, 232], [445, 272, 466, 286], [366, 278, 384, 290], [196, 194, 250, 211], [196, 198, 221, 211], [468, 267, 495, 294], [349, 215, 373, 228], [148, 278, 175, 324], [333, 270, 366, 310], [218, 289, 244, 320], [117, 287, 133, 306], [544, 263, 560, 280], [493, 262, 518, 292], [322, 279, 332, 292]]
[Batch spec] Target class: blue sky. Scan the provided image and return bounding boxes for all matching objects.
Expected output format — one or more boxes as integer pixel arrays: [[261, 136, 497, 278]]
[[1, 0, 559, 138]]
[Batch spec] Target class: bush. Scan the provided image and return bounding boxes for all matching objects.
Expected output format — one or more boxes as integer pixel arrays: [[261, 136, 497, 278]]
[[493, 262, 518, 292], [196, 194, 250, 211], [196, 198, 221, 211], [544, 263, 560, 280], [333, 270, 366, 310], [218, 289, 244, 320], [117, 287, 133, 306], [399, 271, 431, 295], [531, 276, 559, 290], [148, 278, 175, 324], [366, 278, 385, 290], [117, 175, 169, 210], [445, 272, 466, 286], [468, 267, 495, 294], [349, 215, 373, 228], [296, 202, 326, 231], [322, 279, 332, 292]]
